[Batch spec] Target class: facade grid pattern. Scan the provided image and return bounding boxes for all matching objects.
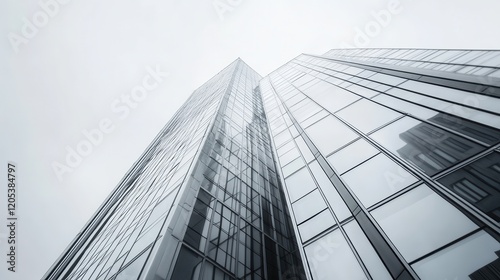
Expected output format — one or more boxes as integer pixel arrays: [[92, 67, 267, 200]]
[[45, 49, 500, 280]]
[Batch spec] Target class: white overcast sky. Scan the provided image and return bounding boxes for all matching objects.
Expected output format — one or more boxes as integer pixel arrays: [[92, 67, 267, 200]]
[[1, 0, 500, 279]]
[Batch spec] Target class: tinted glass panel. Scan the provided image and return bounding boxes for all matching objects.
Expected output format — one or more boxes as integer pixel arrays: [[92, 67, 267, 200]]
[[327, 138, 380, 174], [343, 221, 392, 280], [309, 161, 351, 221], [346, 84, 380, 98], [310, 86, 361, 114], [336, 99, 402, 133], [170, 246, 203, 280], [305, 115, 359, 156], [304, 229, 367, 279], [282, 157, 305, 178], [342, 153, 418, 207], [114, 250, 149, 280], [294, 136, 315, 163], [284, 167, 317, 202], [412, 231, 500, 280], [439, 152, 500, 222], [371, 185, 478, 261], [292, 190, 327, 224], [298, 210, 336, 242], [399, 80, 500, 114], [370, 117, 484, 175]]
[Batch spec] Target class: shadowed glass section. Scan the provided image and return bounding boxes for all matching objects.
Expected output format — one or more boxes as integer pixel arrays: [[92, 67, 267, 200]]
[[439, 152, 500, 222], [168, 60, 306, 280], [371, 117, 485, 176]]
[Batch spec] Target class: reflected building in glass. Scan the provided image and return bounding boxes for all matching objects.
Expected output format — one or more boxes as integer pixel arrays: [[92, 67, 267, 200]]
[[45, 49, 500, 280]]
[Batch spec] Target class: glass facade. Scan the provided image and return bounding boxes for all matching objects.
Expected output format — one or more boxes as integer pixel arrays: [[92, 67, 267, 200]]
[[46, 49, 500, 280], [261, 49, 500, 280]]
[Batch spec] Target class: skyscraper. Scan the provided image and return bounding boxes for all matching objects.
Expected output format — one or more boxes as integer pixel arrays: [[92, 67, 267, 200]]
[[45, 49, 500, 280]]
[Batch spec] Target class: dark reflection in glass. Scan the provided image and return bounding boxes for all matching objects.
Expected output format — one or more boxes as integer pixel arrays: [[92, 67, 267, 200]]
[[469, 250, 500, 280], [184, 189, 213, 251], [171, 246, 203, 280], [428, 113, 500, 146], [169, 76, 305, 279], [439, 152, 500, 222], [395, 119, 484, 175]]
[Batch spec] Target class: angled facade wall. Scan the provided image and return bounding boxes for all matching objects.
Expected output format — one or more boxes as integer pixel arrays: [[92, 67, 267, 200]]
[[45, 49, 500, 280], [260, 49, 500, 280]]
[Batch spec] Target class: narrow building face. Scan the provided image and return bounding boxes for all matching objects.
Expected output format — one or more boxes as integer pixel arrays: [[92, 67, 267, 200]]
[[46, 49, 500, 280]]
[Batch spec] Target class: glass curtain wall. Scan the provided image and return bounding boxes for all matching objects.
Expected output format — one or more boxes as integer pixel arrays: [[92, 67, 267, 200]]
[[260, 49, 500, 280]]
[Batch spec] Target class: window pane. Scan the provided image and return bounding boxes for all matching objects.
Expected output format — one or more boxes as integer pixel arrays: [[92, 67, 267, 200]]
[[293, 74, 316, 87], [309, 161, 351, 221], [301, 79, 334, 96], [305, 115, 359, 156], [427, 113, 500, 146], [170, 246, 202, 280], [298, 210, 336, 242], [438, 152, 500, 222], [277, 141, 295, 157], [370, 117, 484, 175], [294, 136, 315, 163], [274, 130, 292, 148], [369, 73, 406, 86], [311, 86, 361, 114], [115, 249, 149, 280], [279, 148, 301, 166], [372, 94, 438, 120], [282, 157, 305, 178], [327, 138, 379, 174], [292, 99, 323, 123], [412, 231, 500, 280], [371, 185, 478, 261], [399, 80, 500, 115], [336, 99, 402, 133], [343, 221, 392, 280], [284, 167, 317, 202], [304, 229, 367, 279], [301, 109, 329, 128], [384, 87, 500, 129], [345, 84, 380, 99], [342, 153, 418, 207], [292, 190, 327, 224]]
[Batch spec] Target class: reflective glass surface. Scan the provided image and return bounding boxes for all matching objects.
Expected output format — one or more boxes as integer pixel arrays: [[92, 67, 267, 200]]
[[305, 115, 359, 156], [49, 49, 500, 280], [336, 99, 402, 133], [327, 138, 380, 174], [371, 185, 478, 261], [342, 153, 418, 207], [285, 167, 317, 202], [304, 229, 367, 279], [343, 221, 392, 280], [370, 117, 485, 175], [292, 190, 327, 224], [412, 231, 500, 280], [309, 161, 351, 221], [439, 152, 500, 222], [298, 210, 336, 242]]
